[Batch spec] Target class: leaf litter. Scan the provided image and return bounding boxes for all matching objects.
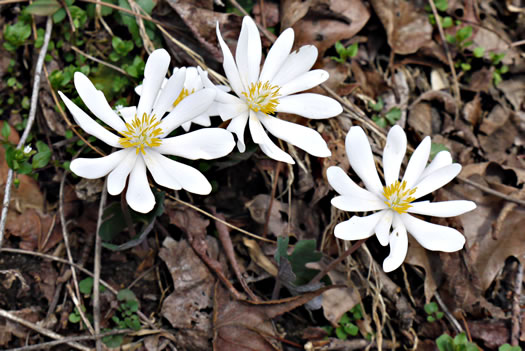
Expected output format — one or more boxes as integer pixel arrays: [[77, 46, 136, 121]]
[[0, 0, 524, 349]]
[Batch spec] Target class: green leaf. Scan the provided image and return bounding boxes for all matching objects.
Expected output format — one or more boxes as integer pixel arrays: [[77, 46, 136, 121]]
[[499, 65, 509, 74], [436, 311, 444, 319], [68, 312, 81, 323], [335, 41, 345, 55], [446, 34, 456, 44], [456, 26, 472, 43], [460, 62, 471, 71], [343, 322, 359, 336], [32, 141, 52, 168], [18, 161, 33, 174], [453, 332, 468, 346], [335, 326, 348, 340], [3, 21, 32, 51], [442, 16, 453, 28], [493, 71, 502, 86], [2, 122, 11, 140], [52, 8, 66, 23], [473, 47, 485, 58], [25, 0, 61, 15], [385, 107, 401, 125], [274, 236, 289, 265], [288, 240, 322, 285], [339, 313, 351, 325], [465, 344, 480, 351], [369, 97, 384, 112], [490, 52, 505, 65], [350, 304, 362, 320], [499, 344, 522, 351], [79, 277, 94, 295], [372, 115, 387, 128], [424, 302, 438, 315], [117, 289, 138, 304], [436, 334, 454, 351], [102, 335, 123, 348], [427, 315, 436, 322], [434, 0, 448, 11], [430, 142, 449, 160], [347, 42, 359, 58]]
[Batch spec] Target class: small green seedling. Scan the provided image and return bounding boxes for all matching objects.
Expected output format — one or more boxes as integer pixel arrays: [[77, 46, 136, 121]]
[[331, 41, 359, 63], [102, 289, 141, 347], [369, 97, 401, 128], [436, 332, 480, 351], [424, 301, 444, 322], [499, 344, 522, 351], [324, 305, 363, 341]]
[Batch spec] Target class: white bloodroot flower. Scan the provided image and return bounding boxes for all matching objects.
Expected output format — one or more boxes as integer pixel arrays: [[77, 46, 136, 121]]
[[214, 16, 343, 164], [327, 125, 476, 272], [59, 49, 235, 214], [135, 66, 229, 132]]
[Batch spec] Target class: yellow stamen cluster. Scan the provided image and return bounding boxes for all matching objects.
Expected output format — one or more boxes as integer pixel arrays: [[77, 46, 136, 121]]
[[172, 88, 195, 108], [119, 113, 163, 155], [242, 81, 280, 114], [382, 180, 417, 214]]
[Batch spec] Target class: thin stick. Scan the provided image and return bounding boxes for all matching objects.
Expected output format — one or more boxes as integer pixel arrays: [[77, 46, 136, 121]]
[[435, 291, 463, 333], [0, 17, 53, 248], [5, 329, 132, 351], [511, 261, 523, 345], [66, 283, 95, 335], [71, 46, 130, 76], [0, 308, 90, 351], [309, 239, 367, 285], [59, 172, 82, 308], [228, 0, 276, 42], [262, 162, 282, 237], [458, 176, 525, 207], [428, 0, 461, 119], [93, 178, 108, 351]]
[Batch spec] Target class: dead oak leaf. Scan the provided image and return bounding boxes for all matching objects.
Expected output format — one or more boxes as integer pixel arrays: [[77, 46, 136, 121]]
[[370, 0, 432, 54], [213, 283, 337, 351]]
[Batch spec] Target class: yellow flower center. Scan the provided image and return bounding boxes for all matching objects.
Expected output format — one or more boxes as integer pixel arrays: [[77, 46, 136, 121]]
[[172, 88, 195, 107], [242, 81, 280, 114], [382, 180, 417, 214], [118, 113, 163, 155]]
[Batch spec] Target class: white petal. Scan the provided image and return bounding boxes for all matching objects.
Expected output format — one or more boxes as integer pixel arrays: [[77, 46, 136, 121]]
[[331, 195, 388, 212], [278, 70, 329, 97], [126, 156, 156, 214], [420, 150, 453, 179], [145, 150, 212, 195], [59, 91, 121, 148], [259, 28, 294, 83], [151, 67, 186, 118], [248, 112, 294, 163], [158, 88, 216, 137], [382, 224, 408, 272], [345, 127, 384, 196], [374, 210, 393, 246], [401, 213, 465, 252], [408, 200, 476, 217], [137, 49, 171, 118], [117, 106, 137, 125], [258, 113, 330, 157], [156, 128, 235, 160], [70, 149, 128, 179], [334, 211, 385, 241], [276, 94, 342, 119], [107, 150, 138, 196], [402, 136, 431, 189], [227, 113, 249, 152], [235, 16, 261, 87], [412, 164, 461, 199], [326, 166, 380, 200], [216, 22, 245, 97], [272, 45, 318, 86], [180, 113, 211, 132], [248, 110, 265, 144], [184, 67, 203, 91], [217, 101, 249, 121], [383, 125, 406, 186], [143, 150, 181, 191], [74, 73, 126, 132]]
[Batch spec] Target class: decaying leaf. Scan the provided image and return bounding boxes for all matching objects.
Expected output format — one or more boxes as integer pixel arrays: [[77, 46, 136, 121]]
[[213, 283, 336, 351], [0, 307, 41, 347]]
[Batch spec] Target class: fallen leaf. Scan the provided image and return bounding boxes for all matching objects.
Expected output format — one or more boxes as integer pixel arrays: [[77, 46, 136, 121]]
[[0, 307, 41, 347], [213, 282, 337, 351], [370, 0, 432, 54]]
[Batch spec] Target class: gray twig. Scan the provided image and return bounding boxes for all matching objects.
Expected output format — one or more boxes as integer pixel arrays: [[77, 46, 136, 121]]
[[0, 17, 53, 247], [94, 178, 108, 351], [511, 261, 523, 345]]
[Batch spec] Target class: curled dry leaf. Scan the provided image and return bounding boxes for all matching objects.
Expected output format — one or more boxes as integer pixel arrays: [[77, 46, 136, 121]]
[[369, 0, 432, 54], [213, 282, 337, 351], [159, 236, 221, 351]]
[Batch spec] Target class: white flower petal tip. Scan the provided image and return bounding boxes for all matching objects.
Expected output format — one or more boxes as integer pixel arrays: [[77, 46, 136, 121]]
[[126, 157, 156, 214], [401, 213, 466, 252], [331, 195, 387, 212], [382, 225, 408, 273], [333, 212, 384, 240], [383, 125, 407, 186], [157, 128, 235, 160], [70, 150, 127, 179]]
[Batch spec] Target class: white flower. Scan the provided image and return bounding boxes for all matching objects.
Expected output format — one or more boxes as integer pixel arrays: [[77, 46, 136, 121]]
[[135, 66, 229, 132], [23, 145, 32, 154], [214, 16, 343, 164], [59, 49, 235, 213], [327, 125, 476, 272]]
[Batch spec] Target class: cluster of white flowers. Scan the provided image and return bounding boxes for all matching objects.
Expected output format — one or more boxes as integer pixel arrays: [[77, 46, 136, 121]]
[[61, 16, 475, 272]]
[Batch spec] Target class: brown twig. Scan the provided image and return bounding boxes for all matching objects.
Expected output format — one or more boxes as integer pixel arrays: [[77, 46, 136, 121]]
[[0, 308, 90, 351], [227, 0, 277, 42], [458, 176, 525, 207], [262, 162, 282, 237], [213, 211, 260, 301], [511, 261, 523, 346], [66, 283, 95, 335], [5, 329, 132, 351], [435, 290, 463, 333], [93, 178, 108, 351], [428, 0, 461, 120], [71, 46, 130, 76], [309, 239, 367, 285]]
